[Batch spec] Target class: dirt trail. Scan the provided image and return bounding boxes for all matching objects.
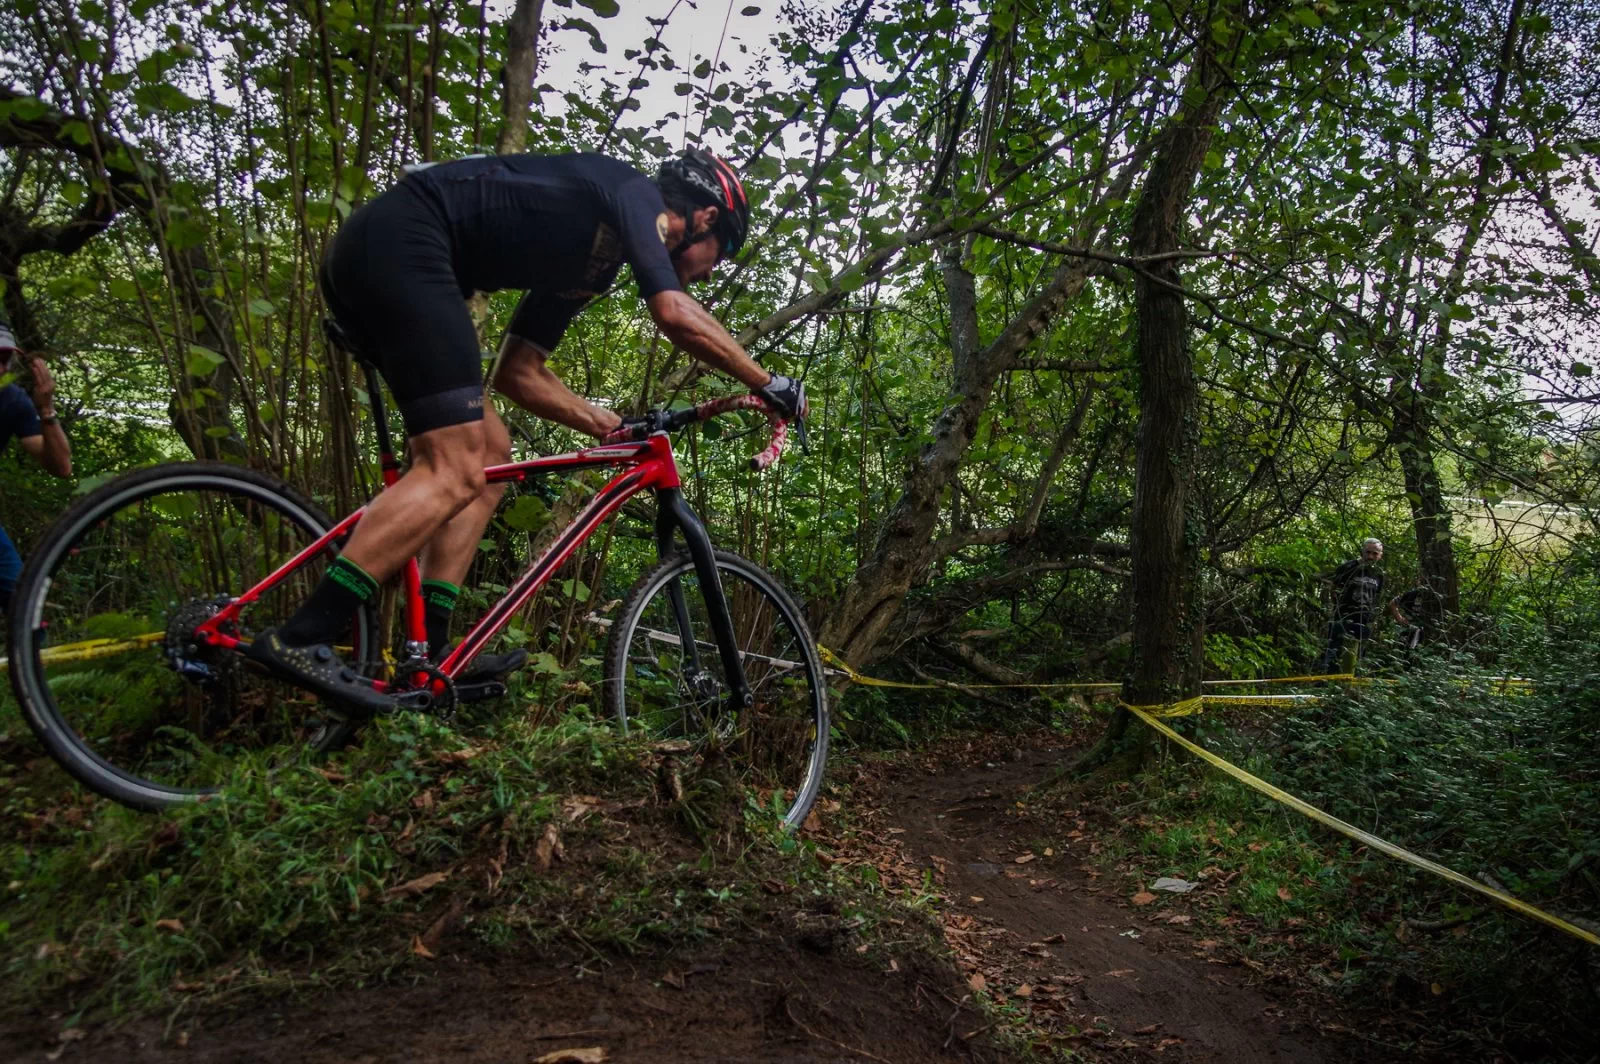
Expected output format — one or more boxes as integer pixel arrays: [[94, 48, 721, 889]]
[[2, 942, 998, 1064], [866, 738, 1384, 1062], [4, 735, 1403, 1064]]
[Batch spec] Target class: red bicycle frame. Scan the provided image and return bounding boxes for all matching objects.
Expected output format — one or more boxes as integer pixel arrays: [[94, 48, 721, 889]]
[[194, 349, 783, 705]]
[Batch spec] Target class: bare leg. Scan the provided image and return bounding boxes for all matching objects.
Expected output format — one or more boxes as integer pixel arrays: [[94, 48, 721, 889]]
[[420, 403, 512, 587], [339, 419, 489, 582]]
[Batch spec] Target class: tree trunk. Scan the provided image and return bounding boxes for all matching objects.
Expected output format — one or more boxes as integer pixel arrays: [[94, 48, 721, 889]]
[[1073, 36, 1231, 778], [819, 256, 1095, 665], [496, 0, 544, 155]]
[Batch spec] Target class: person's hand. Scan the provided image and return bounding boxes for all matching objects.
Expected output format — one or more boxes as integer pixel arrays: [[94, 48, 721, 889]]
[[27, 356, 56, 415], [755, 373, 807, 420], [592, 407, 624, 440]]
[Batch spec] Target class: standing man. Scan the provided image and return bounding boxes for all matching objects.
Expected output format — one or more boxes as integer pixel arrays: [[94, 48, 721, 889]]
[[1316, 538, 1385, 674], [0, 308, 73, 611]]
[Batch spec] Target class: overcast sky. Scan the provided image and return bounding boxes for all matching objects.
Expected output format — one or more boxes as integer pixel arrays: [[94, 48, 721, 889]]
[[534, 0, 792, 157]]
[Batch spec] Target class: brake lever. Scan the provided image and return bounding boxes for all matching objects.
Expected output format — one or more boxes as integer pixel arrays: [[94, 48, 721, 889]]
[[793, 415, 810, 454]]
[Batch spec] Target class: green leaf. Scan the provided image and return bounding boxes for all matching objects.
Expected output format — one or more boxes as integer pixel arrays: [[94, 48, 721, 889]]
[[247, 298, 276, 318], [1290, 6, 1323, 29], [108, 277, 139, 300], [203, 425, 234, 439], [186, 344, 225, 376], [1572, 362, 1592, 378], [575, 0, 619, 15], [562, 16, 606, 52], [694, 58, 711, 79], [503, 494, 550, 531], [740, 5, 760, 13]]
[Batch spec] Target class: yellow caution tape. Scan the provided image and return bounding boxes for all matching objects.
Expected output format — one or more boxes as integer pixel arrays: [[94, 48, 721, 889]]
[[0, 632, 165, 673], [1202, 673, 1355, 686], [816, 645, 1123, 692], [1202, 693, 1322, 707], [1122, 701, 1599, 947]]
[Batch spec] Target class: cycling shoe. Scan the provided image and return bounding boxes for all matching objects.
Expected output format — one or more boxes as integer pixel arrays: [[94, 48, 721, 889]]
[[246, 629, 396, 719]]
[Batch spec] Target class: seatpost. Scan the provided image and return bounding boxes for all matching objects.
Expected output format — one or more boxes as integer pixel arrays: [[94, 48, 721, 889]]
[[360, 360, 401, 487]]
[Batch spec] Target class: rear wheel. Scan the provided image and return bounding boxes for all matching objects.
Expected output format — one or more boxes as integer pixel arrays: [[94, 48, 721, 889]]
[[5, 462, 379, 810], [604, 550, 828, 830]]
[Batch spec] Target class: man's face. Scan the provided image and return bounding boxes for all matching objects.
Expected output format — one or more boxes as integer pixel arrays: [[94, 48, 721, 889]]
[[672, 233, 721, 286], [1363, 544, 1383, 563]]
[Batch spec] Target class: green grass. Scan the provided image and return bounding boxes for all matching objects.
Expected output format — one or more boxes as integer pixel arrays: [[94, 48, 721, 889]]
[[1067, 661, 1600, 1057]]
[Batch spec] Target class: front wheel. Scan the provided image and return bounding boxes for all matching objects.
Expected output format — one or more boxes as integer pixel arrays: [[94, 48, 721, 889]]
[[604, 550, 828, 830]]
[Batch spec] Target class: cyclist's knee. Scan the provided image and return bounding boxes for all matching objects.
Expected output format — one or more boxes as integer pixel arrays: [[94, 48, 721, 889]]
[[411, 423, 489, 505]]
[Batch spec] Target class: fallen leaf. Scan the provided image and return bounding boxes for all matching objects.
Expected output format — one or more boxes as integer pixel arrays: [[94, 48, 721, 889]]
[[175, 1031, 189, 1048], [1106, 968, 1135, 977], [436, 746, 482, 763], [1131, 891, 1158, 906], [968, 895, 984, 904], [1013, 983, 1033, 997], [409, 935, 436, 959], [1133, 1023, 1161, 1034], [760, 879, 789, 895], [1042, 933, 1066, 943], [155, 918, 186, 933], [385, 870, 449, 898], [534, 822, 565, 872], [45, 1029, 85, 1062], [314, 766, 346, 783], [661, 970, 685, 990], [968, 972, 986, 992], [1151, 877, 1197, 893], [1197, 939, 1221, 949], [888, 959, 899, 972], [1430, 982, 1444, 996], [1276, 886, 1293, 901], [1165, 914, 1193, 925], [562, 795, 602, 822], [412, 790, 435, 810], [533, 1049, 607, 1063], [1014, 853, 1036, 865], [802, 810, 822, 833]]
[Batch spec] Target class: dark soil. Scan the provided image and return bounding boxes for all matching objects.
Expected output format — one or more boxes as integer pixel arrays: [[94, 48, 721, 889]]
[[842, 733, 1399, 1062], [3, 730, 1433, 1064], [2, 938, 998, 1063]]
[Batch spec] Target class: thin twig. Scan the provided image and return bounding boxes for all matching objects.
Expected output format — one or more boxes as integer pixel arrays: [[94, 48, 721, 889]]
[[783, 994, 894, 1064]]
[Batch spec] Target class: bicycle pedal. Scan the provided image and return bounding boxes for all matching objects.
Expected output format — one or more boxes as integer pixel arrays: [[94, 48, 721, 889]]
[[454, 680, 508, 704]]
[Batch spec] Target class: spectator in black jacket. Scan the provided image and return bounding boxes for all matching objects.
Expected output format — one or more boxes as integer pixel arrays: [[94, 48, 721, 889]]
[[1316, 538, 1384, 673]]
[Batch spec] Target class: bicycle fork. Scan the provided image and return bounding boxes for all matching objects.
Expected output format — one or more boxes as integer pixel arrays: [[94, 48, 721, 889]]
[[653, 488, 753, 709]]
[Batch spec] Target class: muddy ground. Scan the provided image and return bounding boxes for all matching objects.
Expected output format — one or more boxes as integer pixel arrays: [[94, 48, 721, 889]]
[[4, 733, 1440, 1063]]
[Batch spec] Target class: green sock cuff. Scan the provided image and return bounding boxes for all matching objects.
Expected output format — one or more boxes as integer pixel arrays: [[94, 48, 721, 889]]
[[328, 556, 379, 602], [421, 579, 460, 612]]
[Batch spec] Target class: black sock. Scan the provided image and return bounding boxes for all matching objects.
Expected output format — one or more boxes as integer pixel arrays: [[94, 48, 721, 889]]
[[422, 579, 460, 657], [278, 556, 379, 647]]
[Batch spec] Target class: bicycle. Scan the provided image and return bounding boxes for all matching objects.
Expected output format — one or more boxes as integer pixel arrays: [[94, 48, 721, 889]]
[[5, 332, 828, 828]]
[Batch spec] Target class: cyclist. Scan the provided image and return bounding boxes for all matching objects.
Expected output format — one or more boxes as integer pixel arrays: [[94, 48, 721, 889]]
[[248, 149, 805, 715], [0, 308, 73, 611]]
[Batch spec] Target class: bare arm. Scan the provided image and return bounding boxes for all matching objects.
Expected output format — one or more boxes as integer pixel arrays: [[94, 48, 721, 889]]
[[16, 357, 70, 478], [492, 336, 622, 439], [647, 290, 771, 390]]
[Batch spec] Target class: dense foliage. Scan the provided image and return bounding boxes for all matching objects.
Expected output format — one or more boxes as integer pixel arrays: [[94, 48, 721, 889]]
[[1, 0, 1597, 1039]]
